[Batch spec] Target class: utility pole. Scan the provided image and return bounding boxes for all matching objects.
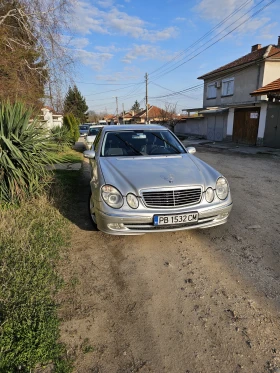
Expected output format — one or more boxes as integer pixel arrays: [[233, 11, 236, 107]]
[[122, 103, 125, 124], [145, 73, 148, 124], [113, 96, 119, 124]]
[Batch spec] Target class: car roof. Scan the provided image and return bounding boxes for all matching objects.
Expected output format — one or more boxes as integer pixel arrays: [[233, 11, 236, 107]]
[[102, 124, 168, 132]]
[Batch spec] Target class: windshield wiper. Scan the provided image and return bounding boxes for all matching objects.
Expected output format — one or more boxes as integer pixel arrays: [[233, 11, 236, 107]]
[[114, 134, 143, 156], [150, 132, 181, 154]]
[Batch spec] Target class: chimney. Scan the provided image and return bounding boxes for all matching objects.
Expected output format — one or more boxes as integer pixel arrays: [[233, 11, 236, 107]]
[[251, 44, 262, 52], [278, 36, 280, 47]]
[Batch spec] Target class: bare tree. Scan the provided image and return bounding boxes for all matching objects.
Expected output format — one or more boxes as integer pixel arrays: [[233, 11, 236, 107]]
[[0, 0, 75, 108], [158, 102, 179, 132], [88, 110, 100, 123]]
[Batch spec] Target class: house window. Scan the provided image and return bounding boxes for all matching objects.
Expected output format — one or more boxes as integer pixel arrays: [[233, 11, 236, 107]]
[[222, 77, 234, 96], [207, 83, 216, 99]]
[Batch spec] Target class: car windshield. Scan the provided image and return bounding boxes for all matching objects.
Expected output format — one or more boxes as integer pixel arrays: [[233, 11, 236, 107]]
[[80, 125, 89, 130], [101, 130, 186, 157], [88, 128, 100, 136]]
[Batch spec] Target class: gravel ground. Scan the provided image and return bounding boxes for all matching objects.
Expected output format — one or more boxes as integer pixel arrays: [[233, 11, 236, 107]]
[[59, 147, 280, 373]]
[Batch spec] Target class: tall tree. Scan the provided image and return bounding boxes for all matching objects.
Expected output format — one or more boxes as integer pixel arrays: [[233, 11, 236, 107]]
[[131, 100, 140, 113], [64, 85, 89, 123], [0, 1, 47, 107], [0, 0, 75, 108]]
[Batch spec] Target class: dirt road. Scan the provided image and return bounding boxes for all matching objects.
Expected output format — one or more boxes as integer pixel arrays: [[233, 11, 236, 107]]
[[59, 147, 280, 373]]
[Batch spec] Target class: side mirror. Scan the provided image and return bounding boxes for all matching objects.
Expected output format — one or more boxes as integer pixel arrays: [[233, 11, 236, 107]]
[[186, 146, 196, 154], [83, 150, 95, 159]]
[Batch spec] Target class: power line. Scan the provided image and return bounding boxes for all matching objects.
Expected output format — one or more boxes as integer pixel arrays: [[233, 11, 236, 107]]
[[150, 0, 275, 82], [149, 47, 280, 100], [151, 82, 200, 100], [75, 81, 144, 86], [83, 83, 145, 97], [148, 0, 254, 77]]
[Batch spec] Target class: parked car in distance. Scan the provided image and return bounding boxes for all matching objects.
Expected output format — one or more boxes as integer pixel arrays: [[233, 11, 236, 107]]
[[79, 124, 90, 137], [83, 125, 232, 235], [85, 125, 104, 150]]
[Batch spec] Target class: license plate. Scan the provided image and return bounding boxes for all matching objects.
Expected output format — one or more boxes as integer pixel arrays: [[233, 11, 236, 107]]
[[154, 212, 198, 226]]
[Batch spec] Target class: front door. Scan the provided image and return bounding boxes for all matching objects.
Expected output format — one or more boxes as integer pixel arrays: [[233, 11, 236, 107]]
[[264, 103, 280, 148], [233, 108, 260, 145]]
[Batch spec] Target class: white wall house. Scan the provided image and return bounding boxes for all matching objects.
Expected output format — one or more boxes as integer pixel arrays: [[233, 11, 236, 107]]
[[40, 106, 63, 130]]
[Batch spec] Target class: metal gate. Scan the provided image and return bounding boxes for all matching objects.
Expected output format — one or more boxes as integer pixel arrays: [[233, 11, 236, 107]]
[[264, 103, 280, 148], [207, 115, 226, 141]]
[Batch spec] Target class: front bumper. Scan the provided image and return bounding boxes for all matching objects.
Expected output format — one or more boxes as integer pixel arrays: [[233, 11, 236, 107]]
[[95, 201, 233, 235]]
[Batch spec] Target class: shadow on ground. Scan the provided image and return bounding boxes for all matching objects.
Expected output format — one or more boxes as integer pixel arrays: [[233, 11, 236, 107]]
[[51, 140, 94, 231]]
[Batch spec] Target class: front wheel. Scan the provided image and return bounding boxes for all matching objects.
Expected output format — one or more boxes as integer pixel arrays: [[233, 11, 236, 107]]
[[88, 191, 99, 231]]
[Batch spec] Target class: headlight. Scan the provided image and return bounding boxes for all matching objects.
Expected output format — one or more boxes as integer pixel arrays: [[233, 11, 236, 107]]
[[205, 187, 214, 203], [127, 193, 139, 209], [216, 177, 229, 200], [101, 185, 123, 208]]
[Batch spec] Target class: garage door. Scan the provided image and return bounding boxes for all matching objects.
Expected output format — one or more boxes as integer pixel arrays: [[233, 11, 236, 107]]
[[207, 115, 226, 141]]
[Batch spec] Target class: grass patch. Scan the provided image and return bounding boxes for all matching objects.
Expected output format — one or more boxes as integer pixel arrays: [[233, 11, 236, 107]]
[[0, 193, 73, 373], [49, 147, 83, 164], [52, 170, 82, 202]]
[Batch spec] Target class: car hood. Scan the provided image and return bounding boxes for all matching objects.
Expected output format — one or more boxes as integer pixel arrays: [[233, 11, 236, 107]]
[[99, 154, 220, 195]]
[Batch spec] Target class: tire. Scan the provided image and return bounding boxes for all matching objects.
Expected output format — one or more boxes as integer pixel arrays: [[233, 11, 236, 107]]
[[88, 191, 99, 231]]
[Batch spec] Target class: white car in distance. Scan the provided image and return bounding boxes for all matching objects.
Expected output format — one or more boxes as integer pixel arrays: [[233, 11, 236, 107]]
[[85, 125, 104, 150]]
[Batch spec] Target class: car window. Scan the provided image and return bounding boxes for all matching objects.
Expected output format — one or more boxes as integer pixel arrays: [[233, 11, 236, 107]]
[[94, 129, 102, 151], [100, 130, 186, 157], [80, 125, 89, 130]]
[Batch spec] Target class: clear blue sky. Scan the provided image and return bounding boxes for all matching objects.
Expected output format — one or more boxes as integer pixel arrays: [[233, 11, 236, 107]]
[[66, 0, 280, 115]]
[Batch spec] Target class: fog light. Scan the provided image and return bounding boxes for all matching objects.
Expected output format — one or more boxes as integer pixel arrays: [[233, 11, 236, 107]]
[[107, 223, 126, 230], [217, 212, 229, 220]]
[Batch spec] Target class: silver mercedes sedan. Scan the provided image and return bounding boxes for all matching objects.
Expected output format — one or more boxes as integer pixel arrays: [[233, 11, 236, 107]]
[[83, 125, 232, 235]]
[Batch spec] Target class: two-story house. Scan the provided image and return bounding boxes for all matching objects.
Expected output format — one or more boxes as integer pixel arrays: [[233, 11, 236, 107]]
[[197, 36, 280, 146]]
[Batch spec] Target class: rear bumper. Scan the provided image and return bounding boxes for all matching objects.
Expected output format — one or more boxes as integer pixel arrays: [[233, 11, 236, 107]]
[[85, 143, 93, 150], [95, 202, 233, 235]]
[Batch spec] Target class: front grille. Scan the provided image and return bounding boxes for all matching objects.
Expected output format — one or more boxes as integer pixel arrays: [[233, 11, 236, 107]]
[[142, 188, 202, 208]]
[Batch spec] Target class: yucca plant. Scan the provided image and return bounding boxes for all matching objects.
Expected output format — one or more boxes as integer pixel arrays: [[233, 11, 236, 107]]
[[0, 101, 55, 203], [50, 125, 72, 151]]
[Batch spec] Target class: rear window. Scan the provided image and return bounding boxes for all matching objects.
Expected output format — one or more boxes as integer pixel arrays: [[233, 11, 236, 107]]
[[88, 128, 100, 136], [79, 125, 89, 130]]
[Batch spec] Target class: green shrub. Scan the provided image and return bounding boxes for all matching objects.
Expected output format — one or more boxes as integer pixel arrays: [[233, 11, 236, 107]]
[[0, 101, 54, 203], [50, 125, 72, 151], [0, 194, 72, 373], [63, 114, 79, 144]]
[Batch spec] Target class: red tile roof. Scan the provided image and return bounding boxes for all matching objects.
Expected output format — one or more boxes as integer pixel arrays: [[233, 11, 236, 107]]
[[104, 114, 115, 120], [134, 105, 167, 118], [251, 77, 280, 96], [198, 45, 280, 79]]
